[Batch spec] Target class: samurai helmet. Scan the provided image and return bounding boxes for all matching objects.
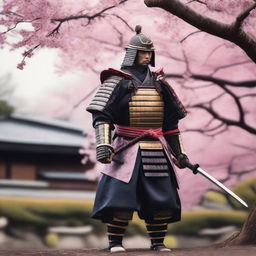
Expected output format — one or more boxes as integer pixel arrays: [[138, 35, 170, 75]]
[[121, 25, 155, 67]]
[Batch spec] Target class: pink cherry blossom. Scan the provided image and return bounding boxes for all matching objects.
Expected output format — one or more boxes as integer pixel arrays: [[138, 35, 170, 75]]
[[16, 60, 26, 70], [0, 0, 255, 208]]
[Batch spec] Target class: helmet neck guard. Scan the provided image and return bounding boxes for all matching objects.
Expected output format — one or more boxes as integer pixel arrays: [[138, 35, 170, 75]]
[[121, 25, 155, 67]]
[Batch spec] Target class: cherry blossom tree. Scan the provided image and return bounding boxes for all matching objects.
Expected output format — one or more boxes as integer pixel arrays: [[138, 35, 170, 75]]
[[0, 74, 15, 116], [0, 0, 255, 215], [145, 0, 256, 62]]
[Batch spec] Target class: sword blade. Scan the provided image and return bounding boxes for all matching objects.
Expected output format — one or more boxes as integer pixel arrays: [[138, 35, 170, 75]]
[[197, 167, 248, 208]]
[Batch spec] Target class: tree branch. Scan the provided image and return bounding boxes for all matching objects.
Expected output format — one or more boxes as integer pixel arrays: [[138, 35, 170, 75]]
[[186, 0, 206, 5], [239, 93, 256, 99], [110, 14, 134, 31], [183, 122, 227, 137], [180, 30, 202, 43], [210, 60, 252, 76], [190, 104, 256, 135], [48, 0, 128, 37], [144, 0, 256, 63], [165, 73, 256, 88], [234, 2, 256, 30], [167, 69, 255, 135], [206, 44, 225, 60], [17, 44, 40, 70], [215, 85, 245, 123], [232, 144, 256, 152], [1, 18, 40, 34]]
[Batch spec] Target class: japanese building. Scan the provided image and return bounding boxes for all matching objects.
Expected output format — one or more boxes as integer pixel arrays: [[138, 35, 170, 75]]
[[0, 114, 97, 196]]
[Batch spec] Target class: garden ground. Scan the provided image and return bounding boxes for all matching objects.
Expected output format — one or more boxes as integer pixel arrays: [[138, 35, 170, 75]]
[[0, 246, 255, 256]]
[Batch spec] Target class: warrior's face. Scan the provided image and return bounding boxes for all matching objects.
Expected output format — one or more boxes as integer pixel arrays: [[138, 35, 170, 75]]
[[137, 51, 152, 66]]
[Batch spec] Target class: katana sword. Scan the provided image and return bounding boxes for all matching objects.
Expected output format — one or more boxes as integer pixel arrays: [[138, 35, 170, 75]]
[[183, 160, 248, 208], [112, 135, 248, 208], [196, 167, 248, 208]]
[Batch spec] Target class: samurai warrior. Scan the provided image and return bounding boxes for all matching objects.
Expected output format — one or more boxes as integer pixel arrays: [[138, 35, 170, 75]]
[[87, 25, 192, 253]]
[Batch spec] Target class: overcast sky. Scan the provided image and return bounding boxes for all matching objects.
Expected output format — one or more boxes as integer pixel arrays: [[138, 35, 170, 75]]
[[1, 47, 78, 97], [0, 47, 89, 121]]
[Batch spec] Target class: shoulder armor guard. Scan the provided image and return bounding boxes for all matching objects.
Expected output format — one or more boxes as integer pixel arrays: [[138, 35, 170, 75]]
[[154, 67, 187, 119], [86, 75, 123, 114], [100, 68, 132, 83]]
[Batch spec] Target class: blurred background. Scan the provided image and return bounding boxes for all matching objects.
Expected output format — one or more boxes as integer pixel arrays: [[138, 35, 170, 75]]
[[0, 0, 255, 250]]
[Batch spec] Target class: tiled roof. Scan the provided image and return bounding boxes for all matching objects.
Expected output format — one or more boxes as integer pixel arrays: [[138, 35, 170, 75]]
[[0, 113, 87, 148]]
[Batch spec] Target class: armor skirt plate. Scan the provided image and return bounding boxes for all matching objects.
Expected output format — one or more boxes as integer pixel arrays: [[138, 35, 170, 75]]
[[91, 148, 181, 223]]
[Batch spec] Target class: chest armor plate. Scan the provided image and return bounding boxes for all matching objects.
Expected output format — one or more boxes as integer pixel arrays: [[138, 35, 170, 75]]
[[129, 88, 164, 128]]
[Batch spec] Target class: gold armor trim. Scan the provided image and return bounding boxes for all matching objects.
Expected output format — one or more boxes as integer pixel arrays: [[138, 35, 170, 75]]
[[129, 88, 164, 128], [95, 122, 111, 146], [130, 117, 163, 123], [129, 106, 163, 112], [135, 89, 159, 95], [147, 230, 168, 233], [130, 111, 163, 117], [107, 233, 125, 236], [107, 224, 128, 229], [131, 95, 162, 101], [139, 141, 163, 149], [178, 134, 186, 154], [104, 123, 110, 144], [129, 101, 164, 107]]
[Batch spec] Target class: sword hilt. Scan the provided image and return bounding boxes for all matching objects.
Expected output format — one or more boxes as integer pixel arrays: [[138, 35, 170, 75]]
[[182, 158, 200, 174], [173, 155, 199, 174]]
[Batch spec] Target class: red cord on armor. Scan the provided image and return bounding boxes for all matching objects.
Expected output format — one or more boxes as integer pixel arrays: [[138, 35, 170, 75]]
[[115, 125, 180, 138], [163, 129, 180, 135]]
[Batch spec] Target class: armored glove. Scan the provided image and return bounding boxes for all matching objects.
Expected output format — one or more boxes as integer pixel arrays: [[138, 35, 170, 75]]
[[176, 153, 199, 174], [96, 144, 114, 164], [95, 121, 114, 164]]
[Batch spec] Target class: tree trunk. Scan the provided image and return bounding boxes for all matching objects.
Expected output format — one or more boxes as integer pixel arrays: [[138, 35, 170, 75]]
[[223, 205, 256, 245]]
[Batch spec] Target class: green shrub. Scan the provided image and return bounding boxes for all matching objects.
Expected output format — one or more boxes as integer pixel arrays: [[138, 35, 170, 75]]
[[0, 100, 14, 116], [121, 209, 247, 237], [231, 177, 256, 210], [202, 177, 256, 211], [0, 189, 251, 239], [44, 233, 59, 247], [0, 197, 97, 229], [203, 190, 229, 205], [168, 210, 247, 236], [126, 222, 146, 236], [165, 235, 178, 248]]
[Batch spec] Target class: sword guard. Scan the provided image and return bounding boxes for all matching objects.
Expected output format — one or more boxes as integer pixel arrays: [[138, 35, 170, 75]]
[[182, 158, 200, 174], [191, 164, 200, 174], [173, 156, 199, 174]]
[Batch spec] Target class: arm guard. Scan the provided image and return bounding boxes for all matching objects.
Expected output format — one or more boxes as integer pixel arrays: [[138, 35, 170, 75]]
[[164, 132, 188, 168], [95, 121, 114, 163], [164, 133, 186, 158]]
